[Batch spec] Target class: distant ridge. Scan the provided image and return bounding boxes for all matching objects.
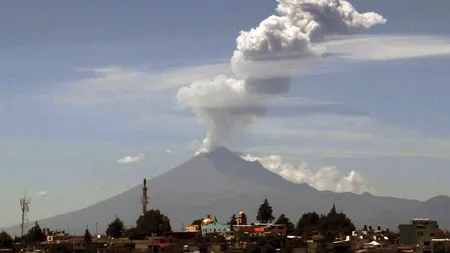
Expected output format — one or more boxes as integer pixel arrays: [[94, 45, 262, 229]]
[[3, 146, 450, 235]]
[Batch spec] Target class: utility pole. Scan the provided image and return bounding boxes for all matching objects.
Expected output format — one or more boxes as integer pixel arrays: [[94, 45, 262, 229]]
[[20, 189, 31, 240]]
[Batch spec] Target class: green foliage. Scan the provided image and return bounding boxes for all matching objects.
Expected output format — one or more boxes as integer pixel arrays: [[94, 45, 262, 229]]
[[274, 214, 295, 235], [24, 221, 45, 244], [13, 235, 20, 243], [228, 214, 237, 228], [316, 204, 356, 241], [257, 198, 275, 223], [0, 231, 13, 249], [295, 204, 355, 241], [136, 209, 172, 236], [84, 228, 92, 243], [124, 227, 146, 240], [296, 212, 320, 237], [192, 219, 203, 227], [105, 216, 125, 238]]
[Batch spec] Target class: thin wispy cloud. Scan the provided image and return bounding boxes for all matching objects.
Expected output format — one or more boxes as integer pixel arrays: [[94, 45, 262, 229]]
[[94, 183, 103, 191], [325, 35, 450, 61], [117, 153, 146, 164], [55, 35, 450, 107], [242, 113, 450, 159], [51, 34, 450, 163], [35, 191, 48, 199]]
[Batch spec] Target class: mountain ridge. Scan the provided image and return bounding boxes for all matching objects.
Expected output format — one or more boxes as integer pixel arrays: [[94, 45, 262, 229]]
[[2, 146, 450, 235]]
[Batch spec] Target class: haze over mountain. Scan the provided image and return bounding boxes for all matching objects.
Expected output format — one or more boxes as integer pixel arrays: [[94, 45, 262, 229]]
[[3, 146, 450, 235]]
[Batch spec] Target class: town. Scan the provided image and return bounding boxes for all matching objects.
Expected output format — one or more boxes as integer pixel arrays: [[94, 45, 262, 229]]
[[1, 179, 450, 253]]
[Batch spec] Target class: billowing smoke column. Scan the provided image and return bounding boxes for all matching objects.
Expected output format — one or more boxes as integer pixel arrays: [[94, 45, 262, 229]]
[[177, 0, 386, 151]]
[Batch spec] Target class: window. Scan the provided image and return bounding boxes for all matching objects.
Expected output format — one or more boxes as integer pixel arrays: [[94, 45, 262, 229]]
[[418, 232, 424, 236], [424, 241, 430, 246]]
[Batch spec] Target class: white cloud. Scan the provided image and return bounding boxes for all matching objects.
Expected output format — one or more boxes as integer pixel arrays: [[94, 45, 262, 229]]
[[238, 113, 450, 159], [242, 154, 371, 194], [117, 153, 146, 164], [325, 35, 450, 61], [56, 63, 230, 106], [94, 183, 103, 191], [35, 191, 48, 198], [165, 149, 172, 154], [50, 34, 450, 161], [55, 35, 450, 108]]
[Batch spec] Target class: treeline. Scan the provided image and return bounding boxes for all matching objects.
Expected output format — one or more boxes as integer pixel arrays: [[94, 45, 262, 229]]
[[0, 209, 172, 249], [104, 198, 357, 242], [252, 199, 355, 241], [190, 198, 356, 241], [0, 221, 47, 248], [0, 198, 361, 248]]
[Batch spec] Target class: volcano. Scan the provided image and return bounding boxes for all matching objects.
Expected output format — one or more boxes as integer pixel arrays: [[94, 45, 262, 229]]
[[3, 146, 450, 235]]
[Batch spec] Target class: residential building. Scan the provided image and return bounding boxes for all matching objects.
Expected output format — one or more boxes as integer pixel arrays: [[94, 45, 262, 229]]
[[233, 223, 287, 237], [398, 218, 444, 253]]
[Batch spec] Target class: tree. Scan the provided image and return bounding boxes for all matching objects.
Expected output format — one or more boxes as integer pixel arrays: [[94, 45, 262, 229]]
[[106, 216, 125, 238], [377, 226, 381, 231], [274, 214, 295, 235], [228, 214, 237, 229], [84, 228, 92, 243], [0, 231, 13, 249], [25, 221, 45, 244], [295, 212, 320, 238], [256, 198, 274, 223], [192, 219, 203, 227], [363, 225, 368, 231], [13, 235, 21, 243], [136, 209, 172, 236], [316, 204, 355, 242]]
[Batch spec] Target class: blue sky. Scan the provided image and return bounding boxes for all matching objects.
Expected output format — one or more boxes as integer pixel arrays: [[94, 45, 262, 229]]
[[1, 0, 450, 227]]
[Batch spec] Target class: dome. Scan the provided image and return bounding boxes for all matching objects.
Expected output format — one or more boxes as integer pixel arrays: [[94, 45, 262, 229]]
[[238, 211, 246, 215], [202, 218, 214, 225], [202, 213, 214, 225]]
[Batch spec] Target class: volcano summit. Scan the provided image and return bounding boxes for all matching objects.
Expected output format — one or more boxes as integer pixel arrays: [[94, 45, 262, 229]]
[[3, 146, 450, 235]]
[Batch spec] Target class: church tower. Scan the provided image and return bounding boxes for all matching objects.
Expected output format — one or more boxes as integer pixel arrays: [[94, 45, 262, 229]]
[[141, 179, 148, 216], [237, 211, 247, 225]]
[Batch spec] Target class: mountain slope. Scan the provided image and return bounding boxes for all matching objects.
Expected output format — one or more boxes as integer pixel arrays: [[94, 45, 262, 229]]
[[2, 146, 448, 235]]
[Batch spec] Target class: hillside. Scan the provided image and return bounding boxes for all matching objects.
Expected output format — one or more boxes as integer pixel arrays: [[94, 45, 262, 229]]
[[3, 146, 449, 235]]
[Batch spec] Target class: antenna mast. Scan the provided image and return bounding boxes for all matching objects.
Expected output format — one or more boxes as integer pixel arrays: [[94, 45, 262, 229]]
[[20, 189, 31, 239]]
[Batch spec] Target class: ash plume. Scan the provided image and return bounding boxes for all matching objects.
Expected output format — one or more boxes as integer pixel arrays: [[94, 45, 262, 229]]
[[176, 0, 386, 151]]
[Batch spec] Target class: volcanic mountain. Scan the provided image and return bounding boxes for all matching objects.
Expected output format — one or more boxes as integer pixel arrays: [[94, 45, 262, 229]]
[[3, 146, 450, 235]]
